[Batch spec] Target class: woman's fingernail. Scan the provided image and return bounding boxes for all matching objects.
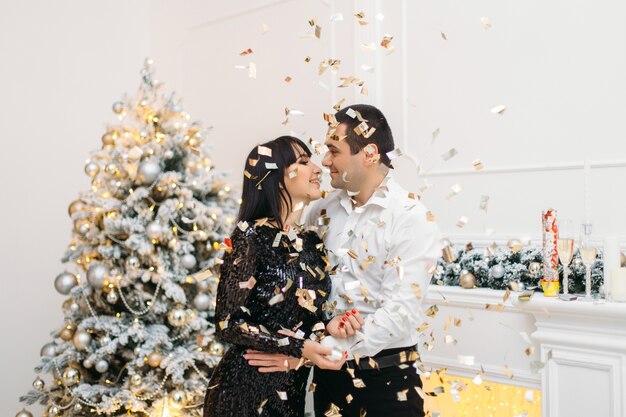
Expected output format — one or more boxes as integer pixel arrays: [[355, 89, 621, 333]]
[[339, 322, 344, 328], [351, 309, 357, 314], [345, 312, 351, 317], [342, 317, 347, 322]]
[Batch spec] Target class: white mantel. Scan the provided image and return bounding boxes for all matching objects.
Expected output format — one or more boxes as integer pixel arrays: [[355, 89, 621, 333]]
[[422, 285, 626, 417]]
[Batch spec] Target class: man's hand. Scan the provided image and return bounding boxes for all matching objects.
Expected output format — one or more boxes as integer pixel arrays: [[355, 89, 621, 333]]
[[326, 309, 365, 338], [244, 350, 301, 373]]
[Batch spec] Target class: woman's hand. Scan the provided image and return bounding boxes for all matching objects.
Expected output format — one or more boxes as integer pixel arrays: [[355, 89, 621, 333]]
[[302, 340, 347, 370], [244, 350, 302, 372], [326, 309, 365, 338]]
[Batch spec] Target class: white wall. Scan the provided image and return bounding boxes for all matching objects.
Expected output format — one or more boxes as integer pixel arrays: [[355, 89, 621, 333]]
[[2, 1, 626, 416]]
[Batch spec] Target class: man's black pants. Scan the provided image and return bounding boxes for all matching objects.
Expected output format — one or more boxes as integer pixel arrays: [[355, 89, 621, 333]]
[[313, 348, 424, 417]]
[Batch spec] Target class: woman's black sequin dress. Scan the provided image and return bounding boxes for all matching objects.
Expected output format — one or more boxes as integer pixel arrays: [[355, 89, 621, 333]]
[[203, 224, 330, 417]]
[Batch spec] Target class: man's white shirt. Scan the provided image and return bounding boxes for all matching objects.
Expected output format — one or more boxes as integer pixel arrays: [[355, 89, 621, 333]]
[[304, 173, 442, 359]]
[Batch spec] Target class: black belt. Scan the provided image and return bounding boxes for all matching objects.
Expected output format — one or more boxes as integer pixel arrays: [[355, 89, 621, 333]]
[[345, 346, 419, 371]]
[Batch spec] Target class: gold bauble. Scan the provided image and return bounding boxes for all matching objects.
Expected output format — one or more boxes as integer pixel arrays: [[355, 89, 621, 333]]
[[61, 367, 81, 387], [130, 373, 142, 386], [442, 246, 456, 263], [74, 219, 91, 236], [209, 341, 225, 356], [32, 377, 45, 391], [459, 271, 477, 289], [101, 131, 118, 146], [15, 408, 33, 417], [169, 390, 187, 410], [59, 324, 76, 341], [529, 262, 542, 278], [68, 200, 86, 217], [507, 239, 523, 254], [168, 307, 187, 327], [147, 352, 162, 368]]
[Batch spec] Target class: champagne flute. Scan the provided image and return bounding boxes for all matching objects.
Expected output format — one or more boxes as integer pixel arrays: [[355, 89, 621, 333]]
[[557, 220, 575, 295], [579, 225, 597, 300]]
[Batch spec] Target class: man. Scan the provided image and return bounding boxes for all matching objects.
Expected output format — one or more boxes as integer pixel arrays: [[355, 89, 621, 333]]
[[246, 104, 441, 417]]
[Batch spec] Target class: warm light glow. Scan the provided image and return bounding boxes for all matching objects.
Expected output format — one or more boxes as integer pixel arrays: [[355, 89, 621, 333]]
[[422, 374, 541, 417]]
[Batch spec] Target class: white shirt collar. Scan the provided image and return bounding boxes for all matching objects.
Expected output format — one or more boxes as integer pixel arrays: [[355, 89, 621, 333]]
[[337, 171, 395, 213]]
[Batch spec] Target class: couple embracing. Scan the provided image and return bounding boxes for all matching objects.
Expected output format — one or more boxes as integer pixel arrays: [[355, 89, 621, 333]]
[[203, 104, 441, 417]]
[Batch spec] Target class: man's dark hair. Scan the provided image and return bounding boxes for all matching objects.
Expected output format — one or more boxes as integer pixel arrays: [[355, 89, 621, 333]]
[[333, 104, 395, 168], [237, 136, 311, 231]]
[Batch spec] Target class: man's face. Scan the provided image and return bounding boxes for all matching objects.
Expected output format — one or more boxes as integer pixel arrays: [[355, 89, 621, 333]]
[[323, 123, 364, 191]]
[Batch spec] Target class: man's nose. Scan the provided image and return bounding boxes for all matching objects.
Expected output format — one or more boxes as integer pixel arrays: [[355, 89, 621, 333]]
[[322, 153, 332, 167]]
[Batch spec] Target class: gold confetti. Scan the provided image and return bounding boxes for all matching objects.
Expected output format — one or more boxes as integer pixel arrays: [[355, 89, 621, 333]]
[[426, 211, 436, 222], [347, 249, 358, 259], [444, 335, 457, 345], [333, 98, 346, 111], [426, 304, 439, 317], [257, 399, 268, 414], [417, 322, 430, 333], [525, 346, 535, 356], [269, 293, 285, 305], [315, 25, 322, 39], [354, 121, 369, 136], [387, 148, 403, 161], [456, 216, 469, 228], [502, 364, 514, 379], [503, 288, 511, 302], [479, 195, 490, 212], [304, 56, 311, 63], [491, 105, 507, 114], [277, 391, 288, 400], [411, 283, 423, 299], [308, 383, 317, 392], [397, 389, 409, 401], [237, 221, 249, 231], [380, 34, 393, 49], [261, 23, 269, 34], [353, 378, 366, 388], [472, 159, 484, 170], [257, 145, 272, 157], [354, 11, 365, 19], [324, 403, 342, 417], [358, 20, 368, 26], [485, 303, 505, 312], [346, 394, 353, 404], [440, 32, 447, 40], [330, 13, 344, 22], [238, 276, 257, 289], [288, 168, 298, 179], [481, 16, 492, 30], [284, 76, 292, 83], [239, 48, 253, 56], [441, 148, 458, 161], [248, 158, 259, 167], [447, 183, 463, 199]]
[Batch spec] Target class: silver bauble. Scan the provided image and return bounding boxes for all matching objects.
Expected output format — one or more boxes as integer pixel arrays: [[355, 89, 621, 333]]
[[193, 293, 212, 311], [72, 330, 92, 351], [196, 279, 210, 292], [168, 307, 187, 327], [54, 272, 78, 295], [61, 367, 80, 386], [169, 390, 187, 410], [15, 409, 33, 417], [84, 162, 100, 177], [70, 302, 80, 312], [112, 101, 125, 115], [106, 291, 118, 304], [74, 219, 92, 236], [181, 254, 197, 270], [47, 405, 59, 417], [83, 358, 94, 368], [87, 264, 109, 288], [528, 262, 542, 278], [137, 161, 161, 185], [126, 256, 140, 270], [40, 342, 57, 357], [95, 359, 109, 373], [32, 377, 45, 391], [145, 222, 163, 241], [73, 403, 83, 412], [490, 264, 505, 279]]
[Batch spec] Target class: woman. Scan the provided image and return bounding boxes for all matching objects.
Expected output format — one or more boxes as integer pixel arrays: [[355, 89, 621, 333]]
[[203, 136, 346, 417]]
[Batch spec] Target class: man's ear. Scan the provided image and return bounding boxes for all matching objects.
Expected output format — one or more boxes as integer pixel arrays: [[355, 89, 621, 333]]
[[364, 144, 381, 165]]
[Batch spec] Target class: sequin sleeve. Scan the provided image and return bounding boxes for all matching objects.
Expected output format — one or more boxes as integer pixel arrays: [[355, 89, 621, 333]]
[[214, 229, 305, 357]]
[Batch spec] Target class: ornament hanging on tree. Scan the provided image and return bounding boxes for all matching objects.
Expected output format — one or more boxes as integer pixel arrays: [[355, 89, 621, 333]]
[[95, 359, 109, 373], [84, 161, 100, 177], [32, 377, 44, 392], [137, 161, 161, 184], [169, 390, 188, 410], [181, 253, 197, 270], [40, 343, 56, 357], [54, 272, 78, 295], [490, 264, 505, 279], [61, 367, 81, 387], [15, 409, 33, 417], [168, 306, 187, 327], [147, 352, 163, 368], [459, 270, 476, 289], [528, 262, 542, 278], [72, 329, 92, 351], [59, 324, 76, 341], [87, 264, 109, 288]]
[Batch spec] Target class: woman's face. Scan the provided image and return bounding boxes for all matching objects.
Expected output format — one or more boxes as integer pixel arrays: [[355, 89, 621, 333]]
[[284, 147, 322, 208]]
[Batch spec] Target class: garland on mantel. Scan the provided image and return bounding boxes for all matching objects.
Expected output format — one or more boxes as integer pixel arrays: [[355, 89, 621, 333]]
[[432, 245, 605, 294]]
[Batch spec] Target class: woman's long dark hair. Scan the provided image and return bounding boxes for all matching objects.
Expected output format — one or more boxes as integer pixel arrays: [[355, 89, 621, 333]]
[[237, 136, 312, 230]]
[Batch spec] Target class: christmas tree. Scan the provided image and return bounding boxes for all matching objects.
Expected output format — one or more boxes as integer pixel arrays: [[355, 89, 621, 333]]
[[17, 59, 238, 417]]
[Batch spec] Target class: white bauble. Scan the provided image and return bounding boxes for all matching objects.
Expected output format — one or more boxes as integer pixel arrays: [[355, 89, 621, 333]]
[[87, 264, 109, 288], [54, 272, 78, 295]]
